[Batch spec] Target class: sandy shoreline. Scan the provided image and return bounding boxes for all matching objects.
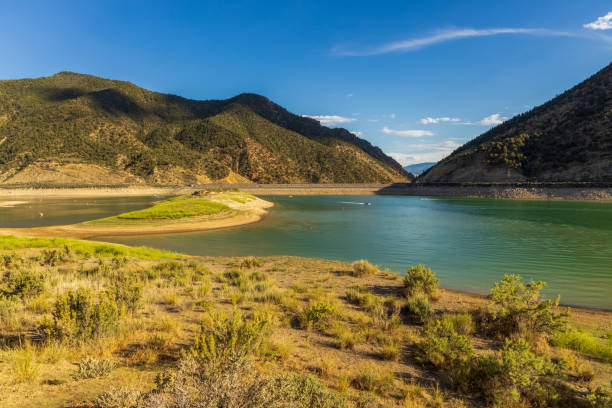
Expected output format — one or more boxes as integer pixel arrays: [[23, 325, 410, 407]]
[[0, 194, 274, 239], [2, 184, 612, 200]]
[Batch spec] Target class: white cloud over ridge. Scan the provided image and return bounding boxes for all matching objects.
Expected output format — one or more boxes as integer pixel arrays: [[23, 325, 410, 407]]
[[420, 116, 461, 124], [332, 28, 569, 56], [478, 113, 507, 126], [389, 140, 462, 165], [584, 12, 612, 30], [302, 115, 356, 126], [382, 126, 434, 137]]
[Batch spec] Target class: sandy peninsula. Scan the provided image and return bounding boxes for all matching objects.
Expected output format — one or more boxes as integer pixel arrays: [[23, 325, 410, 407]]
[[0, 191, 273, 239]]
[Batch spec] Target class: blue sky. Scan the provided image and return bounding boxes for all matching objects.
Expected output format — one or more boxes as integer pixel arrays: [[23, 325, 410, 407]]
[[1, 1, 611, 165]]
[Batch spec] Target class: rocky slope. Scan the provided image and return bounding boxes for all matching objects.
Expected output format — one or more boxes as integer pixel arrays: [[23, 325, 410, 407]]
[[421, 62, 612, 183]]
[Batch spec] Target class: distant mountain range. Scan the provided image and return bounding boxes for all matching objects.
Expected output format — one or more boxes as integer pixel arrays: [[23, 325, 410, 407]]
[[421, 62, 612, 183], [403, 162, 436, 176], [0, 72, 412, 186]]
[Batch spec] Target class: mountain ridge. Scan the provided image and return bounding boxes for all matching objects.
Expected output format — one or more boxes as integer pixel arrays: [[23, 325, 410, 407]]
[[0, 72, 412, 185], [420, 62, 612, 183]]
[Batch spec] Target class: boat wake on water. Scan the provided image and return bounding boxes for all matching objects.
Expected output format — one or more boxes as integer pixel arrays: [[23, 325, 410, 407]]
[[339, 201, 371, 206]]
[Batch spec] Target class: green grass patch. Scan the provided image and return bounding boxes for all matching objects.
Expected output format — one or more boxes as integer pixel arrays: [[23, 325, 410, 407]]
[[89, 194, 232, 223], [0, 235, 182, 259], [551, 328, 612, 363]]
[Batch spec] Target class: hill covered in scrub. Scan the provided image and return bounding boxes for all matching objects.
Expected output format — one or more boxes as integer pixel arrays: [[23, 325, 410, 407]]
[[420, 62, 612, 183], [0, 72, 412, 186]]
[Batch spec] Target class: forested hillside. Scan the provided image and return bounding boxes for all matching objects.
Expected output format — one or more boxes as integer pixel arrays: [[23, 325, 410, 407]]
[[0, 72, 411, 185]]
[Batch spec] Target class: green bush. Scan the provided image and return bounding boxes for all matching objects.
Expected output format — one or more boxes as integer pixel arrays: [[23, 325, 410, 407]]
[[72, 357, 115, 379], [351, 260, 379, 277], [403, 265, 439, 299], [299, 301, 337, 330], [41, 288, 120, 341], [0, 270, 45, 300], [586, 382, 612, 408], [440, 312, 474, 336], [351, 368, 394, 395], [39, 246, 72, 265], [483, 274, 568, 340], [191, 308, 270, 369], [401, 294, 431, 325], [469, 338, 559, 407], [259, 373, 348, 407], [109, 275, 143, 314], [241, 257, 263, 269], [416, 320, 474, 372]]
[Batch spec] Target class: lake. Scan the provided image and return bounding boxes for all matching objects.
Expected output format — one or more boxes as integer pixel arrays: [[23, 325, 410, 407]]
[[2, 195, 611, 309]]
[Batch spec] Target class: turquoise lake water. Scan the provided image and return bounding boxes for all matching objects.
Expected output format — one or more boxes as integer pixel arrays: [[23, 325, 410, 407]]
[[2, 195, 611, 309]]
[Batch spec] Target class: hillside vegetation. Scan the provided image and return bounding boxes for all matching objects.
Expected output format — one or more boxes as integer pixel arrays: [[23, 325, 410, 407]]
[[0, 72, 411, 186], [421, 62, 612, 183]]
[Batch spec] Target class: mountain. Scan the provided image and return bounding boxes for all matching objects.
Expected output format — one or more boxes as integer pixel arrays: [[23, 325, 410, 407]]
[[0, 72, 412, 186], [403, 162, 436, 176], [420, 62, 612, 183]]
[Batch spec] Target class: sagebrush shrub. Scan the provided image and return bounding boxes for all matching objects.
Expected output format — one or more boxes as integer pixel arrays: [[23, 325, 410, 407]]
[[191, 308, 270, 369], [401, 294, 431, 325], [109, 274, 143, 313], [241, 257, 263, 268], [72, 356, 115, 379], [403, 265, 439, 299], [351, 260, 379, 277], [0, 270, 45, 300], [299, 301, 336, 330], [41, 288, 120, 341], [137, 355, 347, 408], [468, 338, 558, 407], [416, 320, 474, 370]]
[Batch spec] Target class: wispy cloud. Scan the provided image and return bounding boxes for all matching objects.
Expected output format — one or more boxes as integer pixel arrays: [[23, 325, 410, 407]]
[[478, 113, 507, 126], [351, 130, 363, 137], [332, 28, 570, 56], [382, 126, 433, 137], [420, 116, 461, 124], [302, 115, 356, 126], [584, 12, 612, 30]]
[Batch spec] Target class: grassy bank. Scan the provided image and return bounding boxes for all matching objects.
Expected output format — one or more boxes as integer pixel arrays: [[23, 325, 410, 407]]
[[0, 190, 273, 239], [86, 191, 239, 224], [0, 237, 611, 407]]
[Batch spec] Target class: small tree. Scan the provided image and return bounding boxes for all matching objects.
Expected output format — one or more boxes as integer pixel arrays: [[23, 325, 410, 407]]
[[486, 274, 568, 340]]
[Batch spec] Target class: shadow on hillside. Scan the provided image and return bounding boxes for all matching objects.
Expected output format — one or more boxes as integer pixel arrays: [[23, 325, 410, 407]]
[[41, 87, 87, 101]]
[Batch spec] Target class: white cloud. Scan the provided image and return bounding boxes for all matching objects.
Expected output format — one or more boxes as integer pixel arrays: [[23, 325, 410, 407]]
[[478, 113, 507, 126], [382, 126, 434, 137], [332, 28, 570, 56], [346, 93, 354, 98], [584, 12, 612, 30], [388, 140, 462, 165], [389, 113, 396, 119], [351, 130, 363, 137], [388, 139, 461, 166], [368, 119, 380, 122], [302, 115, 357, 126], [419, 116, 461, 124]]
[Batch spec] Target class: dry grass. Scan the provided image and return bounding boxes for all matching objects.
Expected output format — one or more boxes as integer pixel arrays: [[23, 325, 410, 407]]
[[0, 247, 610, 408]]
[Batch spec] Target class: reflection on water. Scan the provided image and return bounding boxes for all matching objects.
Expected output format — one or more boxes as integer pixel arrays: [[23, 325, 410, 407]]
[[2, 195, 612, 309], [0, 196, 160, 227]]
